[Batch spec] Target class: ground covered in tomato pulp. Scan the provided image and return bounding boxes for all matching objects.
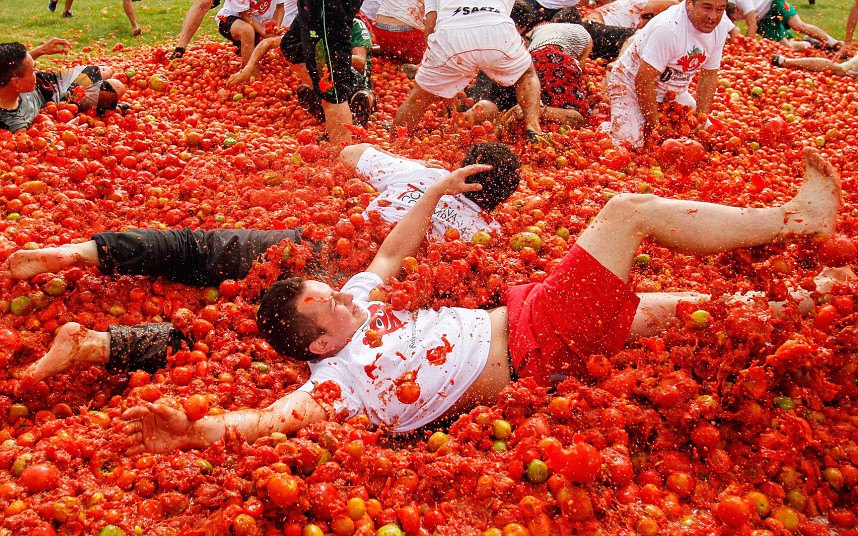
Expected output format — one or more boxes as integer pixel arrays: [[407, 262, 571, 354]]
[[0, 37, 856, 536]]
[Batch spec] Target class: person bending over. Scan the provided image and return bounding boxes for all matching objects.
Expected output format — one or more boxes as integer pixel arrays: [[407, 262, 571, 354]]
[[227, 17, 376, 126], [607, 0, 733, 147], [215, 0, 286, 66], [0, 39, 127, 133], [458, 22, 595, 131], [391, 0, 546, 143], [120, 148, 840, 453], [370, 0, 427, 65]]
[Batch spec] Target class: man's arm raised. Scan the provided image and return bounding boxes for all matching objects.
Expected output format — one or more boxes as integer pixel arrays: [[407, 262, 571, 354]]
[[366, 164, 491, 283], [122, 390, 326, 454]]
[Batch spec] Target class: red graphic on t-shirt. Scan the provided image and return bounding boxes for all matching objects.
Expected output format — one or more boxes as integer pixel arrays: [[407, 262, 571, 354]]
[[677, 46, 706, 73], [362, 304, 404, 346], [251, 0, 272, 14]]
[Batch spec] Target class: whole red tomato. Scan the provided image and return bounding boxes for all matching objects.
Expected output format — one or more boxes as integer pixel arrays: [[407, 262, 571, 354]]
[[18, 463, 61, 493]]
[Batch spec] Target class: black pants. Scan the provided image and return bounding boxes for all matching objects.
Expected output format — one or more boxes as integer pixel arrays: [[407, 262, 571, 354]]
[[280, 0, 363, 104], [94, 228, 308, 372]]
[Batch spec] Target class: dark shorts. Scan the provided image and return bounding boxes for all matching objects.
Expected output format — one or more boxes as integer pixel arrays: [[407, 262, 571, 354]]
[[92, 228, 308, 287], [217, 15, 264, 49], [465, 71, 518, 112], [505, 244, 640, 387], [279, 0, 363, 103], [581, 21, 636, 61], [107, 323, 188, 374]]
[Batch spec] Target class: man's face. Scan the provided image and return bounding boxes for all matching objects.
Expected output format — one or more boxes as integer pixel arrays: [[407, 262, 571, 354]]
[[686, 0, 728, 33], [296, 280, 367, 357], [11, 54, 37, 94]]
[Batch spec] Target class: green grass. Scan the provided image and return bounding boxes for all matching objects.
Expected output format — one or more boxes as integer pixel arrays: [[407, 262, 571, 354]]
[[0, 0, 220, 51], [0, 0, 853, 57]]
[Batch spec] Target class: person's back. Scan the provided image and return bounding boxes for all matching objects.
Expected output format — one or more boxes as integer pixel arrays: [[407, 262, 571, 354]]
[[430, 0, 515, 31]]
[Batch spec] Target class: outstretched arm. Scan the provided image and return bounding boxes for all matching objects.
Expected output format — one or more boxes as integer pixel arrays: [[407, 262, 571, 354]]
[[744, 12, 758, 37], [366, 164, 491, 283], [123, 390, 326, 454], [227, 36, 282, 85], [30, 38, 71, 60], [834, 0, 858, 60]]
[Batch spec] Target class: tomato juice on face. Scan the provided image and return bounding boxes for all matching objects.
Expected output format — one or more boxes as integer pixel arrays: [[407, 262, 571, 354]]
[[0, 36, 855, 535]]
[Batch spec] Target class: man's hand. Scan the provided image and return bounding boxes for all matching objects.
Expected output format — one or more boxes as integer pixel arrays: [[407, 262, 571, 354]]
[[428, 164, 491, 197], [832, 42, 852, 61], [227, 68, 252, 86], [31, 38, 71, 60], [122, 401, 197, 455]]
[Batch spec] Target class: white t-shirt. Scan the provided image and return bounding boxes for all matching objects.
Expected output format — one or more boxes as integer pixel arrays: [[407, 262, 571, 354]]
[[596, 0, 652, 28], [281, 0, 298, 26], [734, 0, 772, 21], [361, 0, 383, 19], [217, 0, 286, 23], [537, 0, 580, 8], [297, 272, 493, 432], [613, 2, 733, 97], [426, 0, 514, 31], [357, 148, 501, 241], [377, 0, 425, 30]]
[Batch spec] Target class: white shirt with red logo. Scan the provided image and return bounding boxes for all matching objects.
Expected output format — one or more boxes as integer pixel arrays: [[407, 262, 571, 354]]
[[358, 148, 500, 241], [426, 0, 514, 31], [297, 272, 493, 432], [217, 0, 286, 24], [612, 2, 733, 97]]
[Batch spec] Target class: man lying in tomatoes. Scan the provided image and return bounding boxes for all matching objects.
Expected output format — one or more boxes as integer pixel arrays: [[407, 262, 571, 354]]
[[113, 147, 840, 454], [0, 39, 128, 133], [4, 142, 520, 381]]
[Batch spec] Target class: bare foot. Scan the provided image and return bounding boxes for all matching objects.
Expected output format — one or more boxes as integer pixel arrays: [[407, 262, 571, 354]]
[[782, 147, 841, 236], [15, 323, 109, 382]]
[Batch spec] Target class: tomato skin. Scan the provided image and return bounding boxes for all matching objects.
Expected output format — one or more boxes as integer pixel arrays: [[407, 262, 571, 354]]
[[814, 304, 838, 331], [182, 394, 210, 421], [18, 463, 61, 493], [268, 474, 300, 507], [715, 495, 752, 528]]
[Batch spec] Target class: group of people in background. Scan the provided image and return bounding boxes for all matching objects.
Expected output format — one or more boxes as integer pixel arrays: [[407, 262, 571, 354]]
[[4, 0, 857, 145]]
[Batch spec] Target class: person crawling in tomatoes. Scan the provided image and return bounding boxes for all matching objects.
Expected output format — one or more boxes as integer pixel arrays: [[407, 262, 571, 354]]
[[109, 147, 842, 454], [3, 142, 521, 382]]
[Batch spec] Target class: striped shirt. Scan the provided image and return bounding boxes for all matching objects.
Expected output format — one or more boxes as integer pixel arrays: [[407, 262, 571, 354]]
[[529, 23, 592, 58]]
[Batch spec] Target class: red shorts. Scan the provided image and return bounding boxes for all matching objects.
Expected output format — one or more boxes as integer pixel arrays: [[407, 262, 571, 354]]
[[505, 244, 640, 387], [369, 21, 426, 64]]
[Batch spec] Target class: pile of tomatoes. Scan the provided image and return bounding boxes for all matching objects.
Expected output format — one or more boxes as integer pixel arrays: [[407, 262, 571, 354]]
[[0, 34, 855, 535]]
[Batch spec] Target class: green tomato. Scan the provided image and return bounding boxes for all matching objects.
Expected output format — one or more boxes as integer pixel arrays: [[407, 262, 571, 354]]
[[376, 524, 405, 536], [526, 459, 549, 484], [9, 296, 34, 316], [98, 525, 126, 536], [492, 419, 512, 440], [635, 254, 651, 265], [491, 440, 508, 452], [690, 310, 711, 328]]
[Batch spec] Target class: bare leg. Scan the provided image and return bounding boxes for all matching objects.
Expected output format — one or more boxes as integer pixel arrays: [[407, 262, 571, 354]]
[[576, 148, 840, 281], [778, 56, 848, 76], [177, 0, 213, 50], [392, 84, 442, 132], [64, 0, 74, 14], [16, 323, 110, 382], [513, 65, 542, 133], [229, 19, 256, 67], [630, 292, 710, 339], [123, 0, 141, 35], [4, 241, 99, 279], [322, 101, 353, 147], [789, 15, 837, 44], [293, 63, 312, 85], [543, 106, 585, 128]]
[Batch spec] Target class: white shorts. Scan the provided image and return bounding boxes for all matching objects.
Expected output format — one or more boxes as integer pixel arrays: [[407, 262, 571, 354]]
[[415, 23, 532, 99], [607, 81, 696, 147]]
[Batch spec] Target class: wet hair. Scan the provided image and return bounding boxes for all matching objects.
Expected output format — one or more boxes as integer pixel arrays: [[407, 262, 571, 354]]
[[0, 43, 28, 88], [460, 142, 522, 211], [511, 0, 542, 35], [725, 2, 738, 19], [256, 277, 323, 361]]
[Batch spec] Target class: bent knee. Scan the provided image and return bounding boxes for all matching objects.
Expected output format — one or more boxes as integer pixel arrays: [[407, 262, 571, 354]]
[[604, 192, 658, 213], [106, 79, 126, 97]]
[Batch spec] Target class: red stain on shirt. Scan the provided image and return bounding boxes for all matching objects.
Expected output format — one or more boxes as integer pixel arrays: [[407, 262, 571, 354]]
[[426, 335, 453, 366]]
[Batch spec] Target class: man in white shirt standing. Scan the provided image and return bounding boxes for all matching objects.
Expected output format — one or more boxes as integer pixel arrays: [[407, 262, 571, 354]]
[[606, 0, 733, 147], [392, 0, 547, 143]]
